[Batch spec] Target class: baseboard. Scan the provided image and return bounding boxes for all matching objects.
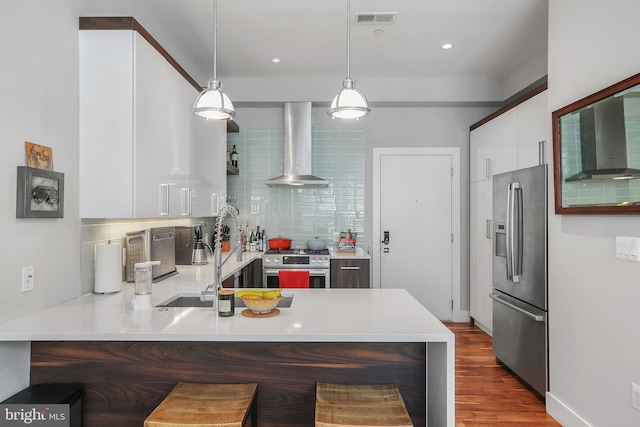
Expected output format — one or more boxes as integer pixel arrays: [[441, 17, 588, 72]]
[[546, 392, 594, 427], [471, 318, 492, 336]]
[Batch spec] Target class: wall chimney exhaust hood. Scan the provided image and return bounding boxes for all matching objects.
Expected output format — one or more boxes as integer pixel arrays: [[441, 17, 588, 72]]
[[566, 96, 640, 181], [264, 102, 329, 187]]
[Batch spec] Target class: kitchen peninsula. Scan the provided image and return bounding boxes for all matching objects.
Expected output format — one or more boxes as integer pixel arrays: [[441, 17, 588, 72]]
[[0, 258, 454, 427]]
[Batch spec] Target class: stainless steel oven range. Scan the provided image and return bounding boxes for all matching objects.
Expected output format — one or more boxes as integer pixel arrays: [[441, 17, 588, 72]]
[[262, 249, 330, 288]]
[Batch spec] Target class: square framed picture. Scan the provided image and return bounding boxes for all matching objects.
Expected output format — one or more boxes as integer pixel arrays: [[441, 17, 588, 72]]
[[25, 141, 53, 170], [16, 166, 64, 218]]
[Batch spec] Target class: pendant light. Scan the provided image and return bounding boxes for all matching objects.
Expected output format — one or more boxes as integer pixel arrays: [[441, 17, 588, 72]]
[[193, 0, 235, 120], [328, 0, 370, 119]]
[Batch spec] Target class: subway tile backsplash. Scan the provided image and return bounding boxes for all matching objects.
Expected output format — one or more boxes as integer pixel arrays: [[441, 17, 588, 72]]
[[227, 126, 365, 249]]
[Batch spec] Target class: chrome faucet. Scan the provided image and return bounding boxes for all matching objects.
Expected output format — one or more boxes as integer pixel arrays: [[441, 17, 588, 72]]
[[200, 205, 243, 308]]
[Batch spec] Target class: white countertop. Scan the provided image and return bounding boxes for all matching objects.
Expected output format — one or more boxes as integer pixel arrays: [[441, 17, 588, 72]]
[[0, 256, 450, 343]]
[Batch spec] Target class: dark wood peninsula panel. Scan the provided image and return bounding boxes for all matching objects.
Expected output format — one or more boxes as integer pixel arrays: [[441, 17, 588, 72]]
[[30, 341, 426, 427]]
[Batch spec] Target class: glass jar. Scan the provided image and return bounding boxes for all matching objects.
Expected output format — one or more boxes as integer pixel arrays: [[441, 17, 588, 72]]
[[218, 289, 235, 317]]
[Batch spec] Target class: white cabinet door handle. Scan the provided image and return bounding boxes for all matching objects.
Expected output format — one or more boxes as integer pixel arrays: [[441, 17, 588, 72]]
[[181, 188, 191, 216], [159, 184, 169, 216]]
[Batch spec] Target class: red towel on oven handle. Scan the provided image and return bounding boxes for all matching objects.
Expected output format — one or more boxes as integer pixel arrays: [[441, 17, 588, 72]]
[[278, 271, 310, 288]]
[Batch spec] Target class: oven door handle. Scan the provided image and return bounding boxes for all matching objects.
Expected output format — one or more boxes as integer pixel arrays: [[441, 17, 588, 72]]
[[264, 269, 328, 275]]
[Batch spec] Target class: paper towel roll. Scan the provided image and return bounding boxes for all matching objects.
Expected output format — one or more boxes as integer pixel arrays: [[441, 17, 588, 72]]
[[94, 242, 122, 294]]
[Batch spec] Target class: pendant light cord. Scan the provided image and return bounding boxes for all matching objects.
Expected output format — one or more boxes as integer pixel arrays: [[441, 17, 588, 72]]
[[346, 0, 351, 80], [213, 0, 218, 81]]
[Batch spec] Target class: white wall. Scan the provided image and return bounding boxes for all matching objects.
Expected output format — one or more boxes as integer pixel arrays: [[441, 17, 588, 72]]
[[546, 1, 640, 426], [0, 0, 80, 399]]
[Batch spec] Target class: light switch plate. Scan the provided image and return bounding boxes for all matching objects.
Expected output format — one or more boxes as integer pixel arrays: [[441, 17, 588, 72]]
[[615, 236, 640, 262], [21, 266, 34, 292], [632, 382, 640, 411]]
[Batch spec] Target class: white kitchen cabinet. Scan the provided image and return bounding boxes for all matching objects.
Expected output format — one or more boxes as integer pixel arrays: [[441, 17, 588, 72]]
[[469, 179, 493, 334], [80, 29, 225, 218], [469, 90, 548, 183], [516, 91, 548, 170], [490, 108, 518, 176], [469, 122, 492, 182]]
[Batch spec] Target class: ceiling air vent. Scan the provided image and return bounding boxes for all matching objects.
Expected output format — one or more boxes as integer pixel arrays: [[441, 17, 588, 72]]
[[355, 12, 398, 24]]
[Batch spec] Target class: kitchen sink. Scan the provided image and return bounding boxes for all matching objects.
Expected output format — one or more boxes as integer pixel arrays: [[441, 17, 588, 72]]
[[156, 293, 294, 308]]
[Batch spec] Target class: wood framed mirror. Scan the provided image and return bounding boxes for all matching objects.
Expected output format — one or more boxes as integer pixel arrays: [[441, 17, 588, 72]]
[[553, 71, 640, 214]]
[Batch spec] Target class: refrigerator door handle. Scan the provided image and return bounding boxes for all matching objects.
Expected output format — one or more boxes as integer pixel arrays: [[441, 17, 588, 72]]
[[505, 183, 514, 281], [512, 182, 522, 282], [490, 293, 544, 322]]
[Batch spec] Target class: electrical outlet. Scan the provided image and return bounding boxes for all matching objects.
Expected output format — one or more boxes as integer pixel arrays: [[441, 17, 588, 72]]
[[632, 382, 640, 411], [21, 266, 35, 292]]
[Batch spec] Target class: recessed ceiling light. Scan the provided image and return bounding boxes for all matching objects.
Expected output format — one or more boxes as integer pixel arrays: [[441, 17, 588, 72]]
[[441, 43, 453, 50], [373, 29, 384, 36], [271, 58, 281, 63]]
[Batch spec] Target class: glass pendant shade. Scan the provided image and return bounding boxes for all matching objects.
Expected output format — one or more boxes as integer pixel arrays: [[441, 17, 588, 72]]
[[328, 0, 370, 119], [329, 78, 370, 119], [193, 0, 234, 120], [193, 79, 235, 120]]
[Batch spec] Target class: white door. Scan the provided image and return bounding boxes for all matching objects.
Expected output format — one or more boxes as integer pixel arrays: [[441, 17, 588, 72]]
[[373, 148, 460, 321]]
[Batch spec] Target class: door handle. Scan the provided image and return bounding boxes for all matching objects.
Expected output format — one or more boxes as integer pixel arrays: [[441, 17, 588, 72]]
[[485, 219, 492, 239], [381, 231, 390, 245]]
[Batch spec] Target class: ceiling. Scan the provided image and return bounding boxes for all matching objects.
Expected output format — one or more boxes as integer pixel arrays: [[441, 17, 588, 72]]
[[79, 0, 548, 103]]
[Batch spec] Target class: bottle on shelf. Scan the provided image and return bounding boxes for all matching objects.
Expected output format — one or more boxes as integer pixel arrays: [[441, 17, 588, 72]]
[[231, 145, 238, 167], [226, 145, 231, 164], [255, 226, 261, 251]]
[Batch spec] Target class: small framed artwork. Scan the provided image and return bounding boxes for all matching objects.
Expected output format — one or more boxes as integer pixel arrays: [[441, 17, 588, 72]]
[[25, 141, 53, 170], [16, 166, 65, 218]]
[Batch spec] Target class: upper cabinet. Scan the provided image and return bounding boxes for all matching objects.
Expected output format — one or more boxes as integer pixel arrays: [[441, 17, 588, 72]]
[[470, 89, 548, 182], [79, 18, 230, 218]]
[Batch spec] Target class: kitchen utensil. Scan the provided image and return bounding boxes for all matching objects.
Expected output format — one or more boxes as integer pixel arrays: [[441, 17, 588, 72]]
[[268, 237, 292, 250], [192, 225, 209, 265], [307, 238, 327, 250]]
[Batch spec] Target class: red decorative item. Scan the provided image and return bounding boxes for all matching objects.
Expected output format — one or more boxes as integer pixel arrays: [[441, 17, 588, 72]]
[[278, 271, 309, 288], [268, 237, 292, 250]]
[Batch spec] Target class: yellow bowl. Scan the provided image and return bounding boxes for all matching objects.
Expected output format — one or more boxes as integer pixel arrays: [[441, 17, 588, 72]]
[[241, 295, 283, 314]]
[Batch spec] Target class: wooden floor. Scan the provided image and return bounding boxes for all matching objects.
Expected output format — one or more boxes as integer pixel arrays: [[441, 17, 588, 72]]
[[445, 322, 561, 427]]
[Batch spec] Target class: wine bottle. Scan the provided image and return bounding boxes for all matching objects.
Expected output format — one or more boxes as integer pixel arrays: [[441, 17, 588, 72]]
[[226, 145, 231, 163], [231, 145, 238, 167]]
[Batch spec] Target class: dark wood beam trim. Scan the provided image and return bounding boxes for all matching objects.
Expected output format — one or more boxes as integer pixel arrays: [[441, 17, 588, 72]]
[[79, 17, 239, 133], [469, 82, 548, 131], [80, 17, 201, 92]]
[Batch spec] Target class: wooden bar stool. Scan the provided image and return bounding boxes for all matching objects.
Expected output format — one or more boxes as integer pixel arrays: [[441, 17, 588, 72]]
[[145, 382, 257, 427], [315, 383, 413, 427]]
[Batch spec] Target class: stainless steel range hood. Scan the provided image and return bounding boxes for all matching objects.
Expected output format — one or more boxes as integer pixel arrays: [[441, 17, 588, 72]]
[[566, 96, 640, 181], [264, 102, 329, 187]]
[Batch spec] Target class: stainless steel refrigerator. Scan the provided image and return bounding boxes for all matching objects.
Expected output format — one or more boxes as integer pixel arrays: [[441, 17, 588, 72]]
[[491, 164, 547, 397]]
